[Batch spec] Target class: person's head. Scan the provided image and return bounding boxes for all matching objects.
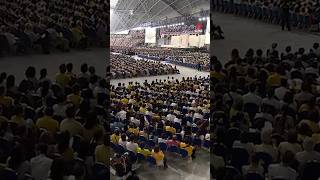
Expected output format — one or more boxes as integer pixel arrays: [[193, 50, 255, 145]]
[[287, 130, 298, 143], [103, 134, 109, 146], [0, 72, 7, 80], [154, 145, 160, 153], [256, 49, 263, 57], [81, 63, 88, 73], [214, 63, 222, 72], [50, 158, 66, 180], [281, 151, 295, 166], [66, 63, 73, 72], [25, 66, 36, 78], [129, 135, 135, 142], [313, 43, 319, 49], [231, 49, 239, 59], [261, 129, 272, 144], [59, 64, 66, 74], [249, 83, 256, 93], [89, 66, 95, 75], [285, 46, 292, 53], [303, 137, 314, 152], [14, 105, 23, 116], [36, 143, 48, 155], [65, 105, 75, 119], [72, 84, 80, 94], [251, 153, 259, 166], [280, 78, 287, 87], [84, 111, 97, 129], [6, 75, 15, 88], [44, 107, 53, 116], [40, 68, 47, 79], [121, 133, 127, 141], [115, 129, 120, 136]]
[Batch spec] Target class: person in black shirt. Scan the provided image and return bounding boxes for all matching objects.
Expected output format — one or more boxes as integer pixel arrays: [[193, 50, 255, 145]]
[[281, 0, 291, 31]]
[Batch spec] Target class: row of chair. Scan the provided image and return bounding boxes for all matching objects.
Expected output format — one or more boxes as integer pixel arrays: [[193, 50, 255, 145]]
[[212, 0, 317, 31]]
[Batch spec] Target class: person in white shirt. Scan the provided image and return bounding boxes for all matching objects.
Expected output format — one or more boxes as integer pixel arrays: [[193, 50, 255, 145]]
[[126, 135, 139, 153], [242, 84, 262, 107], [268, 151, 298, 180], [118, 134, 127, 148], [116, 108, 127, 121], [275, 79, 290, 100], [262, 89, 281, 110], [193, 109, 204, 120], [296, 137, 320, 165], [30, 144, 53, 180]]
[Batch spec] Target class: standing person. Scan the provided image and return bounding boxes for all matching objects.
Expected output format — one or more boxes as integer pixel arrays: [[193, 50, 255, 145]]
[[281, 0, 291, 31]]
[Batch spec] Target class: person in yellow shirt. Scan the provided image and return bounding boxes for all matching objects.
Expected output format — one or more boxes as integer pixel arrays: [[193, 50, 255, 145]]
[[95, 134, 110, 166], [83, 112, 105, 142], [111, 129, 121, 144], [121, 97, 129, 105], [67, 85, 82, 107], [137, 144, 151, 157], [128, 123, 139, 136], [210, 63, 226, 82], [55, 64, 70, 88], [180, 140, 195, 159], [60, 106, 84, 137], [267, 67, 283, 87], [36, 107, 59, 133], [10, 105, 25, 126], [152, 146, 166, 167], [139, 104, 147, 114], [0, 86, 14, 108], [165, 125, 176, 134]]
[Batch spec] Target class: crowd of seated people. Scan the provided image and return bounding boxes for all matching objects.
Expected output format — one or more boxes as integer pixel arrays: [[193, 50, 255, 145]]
[[160, 24, 202, 36], [134, 47, 173, 60], [0, 62, 110, 180], [127, 47, 210, 71], [109, 76, 210, 176], [129, 30, 145, 39], [210, 42, 320, 179], [110, 36, 144, 48], [171, 50, 210, 71], [110, 54, 179, 79], [213, 0, 320, 31], [0, 0, 108, 55]]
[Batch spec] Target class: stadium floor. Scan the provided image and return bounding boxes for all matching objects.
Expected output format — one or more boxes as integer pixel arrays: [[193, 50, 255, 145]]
[[0, 48, 106, 83], [212, 12, 320, 64]]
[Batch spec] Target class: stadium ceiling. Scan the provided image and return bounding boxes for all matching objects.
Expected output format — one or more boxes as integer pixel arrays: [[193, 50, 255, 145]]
[[110, 0, 210, 33]]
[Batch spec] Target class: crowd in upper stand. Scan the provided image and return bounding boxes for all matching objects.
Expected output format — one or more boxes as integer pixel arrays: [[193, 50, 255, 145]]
[[0, 0, 108, 55], [0, 63, 109, 180], [110, 54, 179, 79], [110, 76, 210, 176], [210, 42, 320, 180]]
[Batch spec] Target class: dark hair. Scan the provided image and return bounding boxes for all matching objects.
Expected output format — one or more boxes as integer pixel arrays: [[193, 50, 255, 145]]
[[66, 63, 73, 72], [6, 75, 15, 89], [59, 64, 66, 73], [287, 130, 298, 143], [154, 145, 160, 153], [81, 63, 88, 73], [121, 134, 126, 141], [84, 111, 97, 129], [40, 68, 47, 79], [25, 66, 36, 78], [65, 105, 75, 118], [36, 143, 48, 154], [44, 107, 54, 116]]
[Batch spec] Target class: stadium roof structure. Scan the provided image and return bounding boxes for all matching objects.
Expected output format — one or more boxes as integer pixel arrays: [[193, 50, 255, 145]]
[[110, 0, 210, 33]]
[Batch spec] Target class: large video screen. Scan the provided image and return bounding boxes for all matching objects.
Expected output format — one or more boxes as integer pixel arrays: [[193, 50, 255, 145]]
[[145, 27, 157, 43]]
